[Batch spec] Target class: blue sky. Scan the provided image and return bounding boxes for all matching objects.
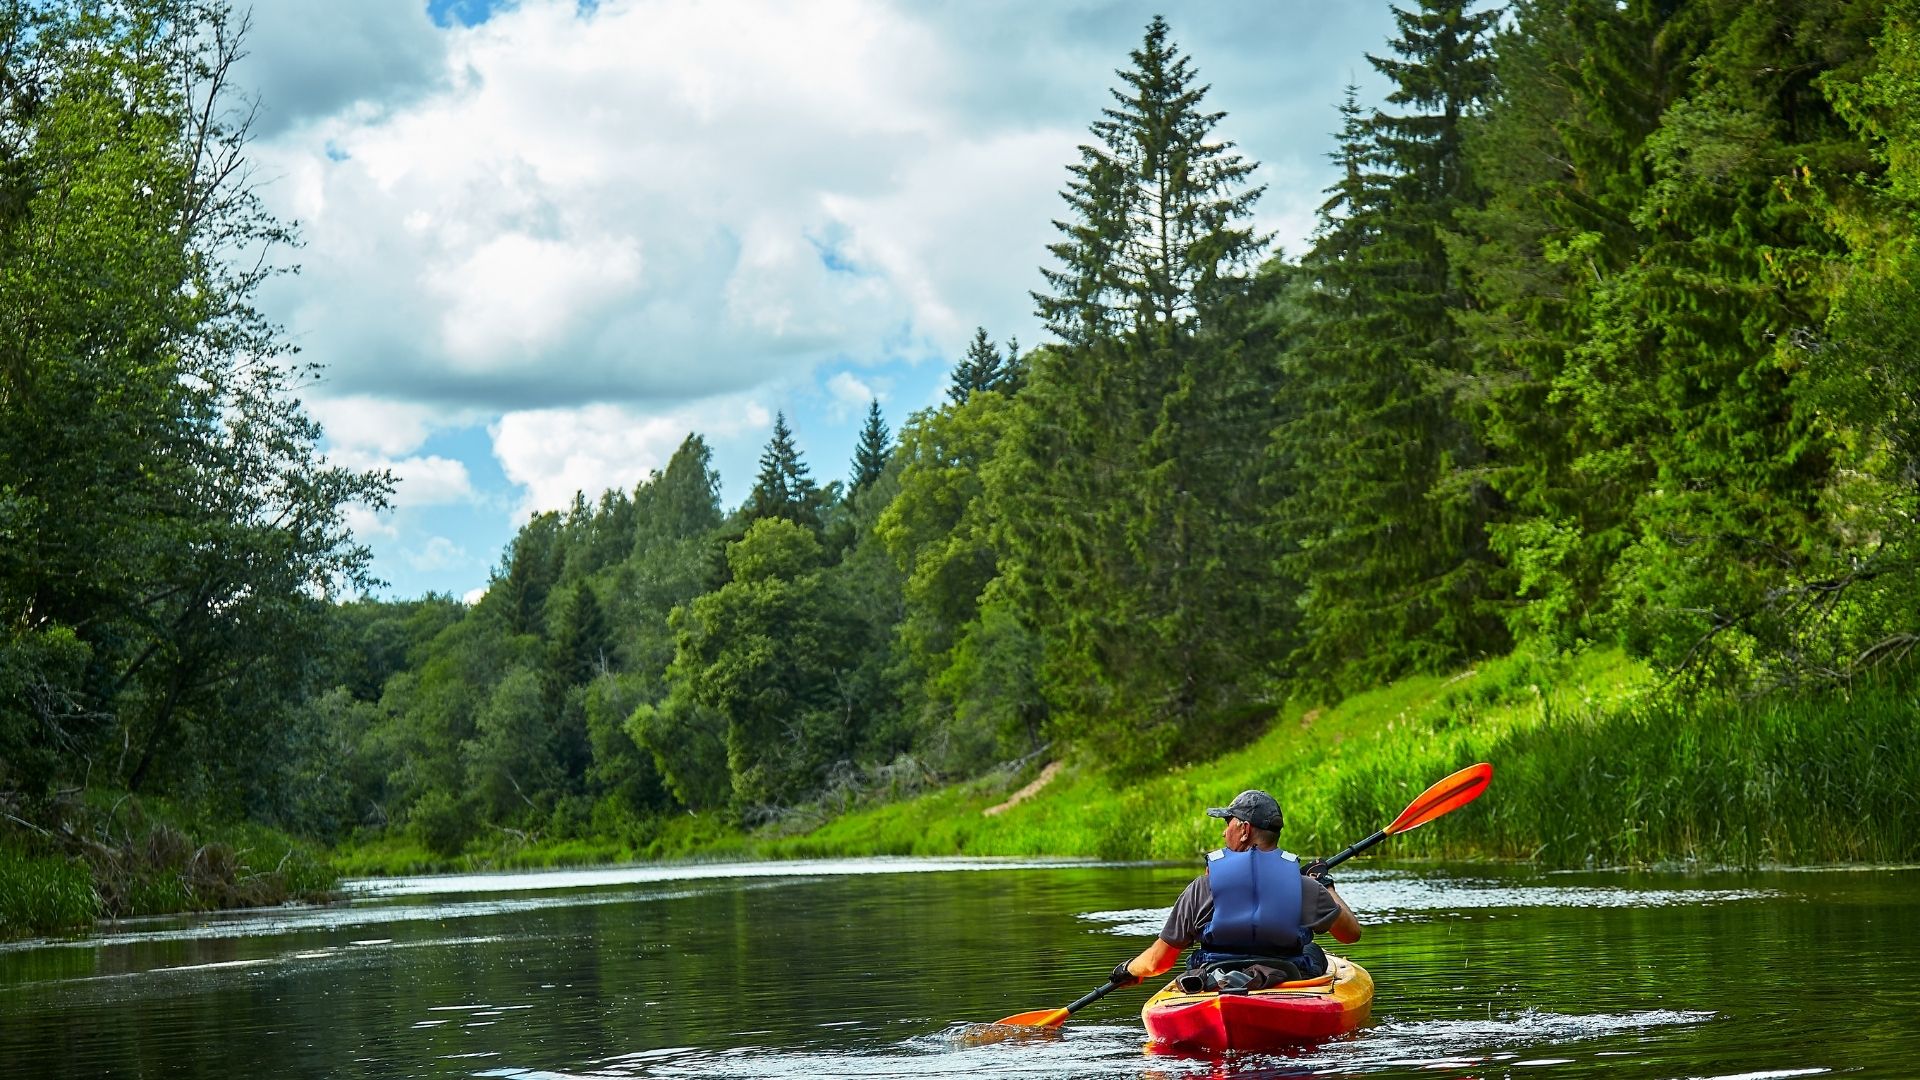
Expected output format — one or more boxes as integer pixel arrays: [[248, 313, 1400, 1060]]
[[235, 0, 1407, 600]]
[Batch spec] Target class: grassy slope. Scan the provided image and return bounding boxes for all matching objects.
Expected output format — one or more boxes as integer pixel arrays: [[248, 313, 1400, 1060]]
[[333, 645, 1920, 876], [765, 648, 1649, 864], [335, 652, 1624, 876]]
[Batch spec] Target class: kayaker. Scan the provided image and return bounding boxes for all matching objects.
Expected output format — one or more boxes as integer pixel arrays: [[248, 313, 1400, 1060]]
[[1107, 789, 1360, 992]]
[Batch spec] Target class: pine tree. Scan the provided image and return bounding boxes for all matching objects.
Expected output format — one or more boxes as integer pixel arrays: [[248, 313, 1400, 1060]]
[[949, 329, 1029, 405], [1001, 17, 1282, 772], [849, 399, 890, 491], [999, 335, 1026, 396], [548, 583, 612, 689], [1274, 2, 1505, 692], [1033, 15, 1266, 344], [1566, 0, 1856, 678], [743, 412, 819, 530], [1456, 0, 1710, 645], [494, 512, 563, 637]]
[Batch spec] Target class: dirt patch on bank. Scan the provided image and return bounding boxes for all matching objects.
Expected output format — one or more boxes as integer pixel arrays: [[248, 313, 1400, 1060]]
[[983, 760, 1063, 817]]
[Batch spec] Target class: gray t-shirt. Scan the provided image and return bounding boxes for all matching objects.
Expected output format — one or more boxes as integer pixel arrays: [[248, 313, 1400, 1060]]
[[1158, 863, 1345, 948]]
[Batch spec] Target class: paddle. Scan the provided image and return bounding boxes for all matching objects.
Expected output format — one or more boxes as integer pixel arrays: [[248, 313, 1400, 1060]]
[[1309, 761, 1494, 876], [988, 761, 1494, 1030], [991, 979, 1121, 1029]]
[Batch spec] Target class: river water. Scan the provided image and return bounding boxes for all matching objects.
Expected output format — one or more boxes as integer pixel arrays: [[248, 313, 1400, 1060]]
[[2, 857, 1915, 1078]]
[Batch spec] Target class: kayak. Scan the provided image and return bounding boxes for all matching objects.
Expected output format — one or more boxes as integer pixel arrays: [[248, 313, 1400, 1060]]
[[1141, 954, 1373, 1051]]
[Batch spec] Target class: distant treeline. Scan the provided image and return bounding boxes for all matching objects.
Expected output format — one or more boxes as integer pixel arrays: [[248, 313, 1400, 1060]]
[[7, 1, 1920, 863]]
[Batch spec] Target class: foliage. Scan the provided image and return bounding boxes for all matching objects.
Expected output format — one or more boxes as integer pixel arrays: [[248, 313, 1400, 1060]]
[[293, 5, 1920, 864], [1004, 17, 1287, 774], [946, 327, 1024, 404], [661, 519, 855, 814], [879, 389, 1034, 771], [0, 851, 99, 938], [1, 792, 337, 938], [849, 400, 892, 492], [742, 412, 823, 531], [0, 0, 387, 822], [16, 4, 1920, 890], [1276, 1, 1507, 695]]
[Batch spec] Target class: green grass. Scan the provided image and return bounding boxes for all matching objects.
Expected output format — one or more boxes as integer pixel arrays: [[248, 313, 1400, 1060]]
[[1, 795, 340, 939], [762, 649, 1645, 863], [764, 648, 1920, 869], [0, 851, 100, 938]]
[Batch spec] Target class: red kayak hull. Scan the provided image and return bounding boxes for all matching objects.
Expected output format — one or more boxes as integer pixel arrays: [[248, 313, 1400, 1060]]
[[1141, 955, 1373, 1051]]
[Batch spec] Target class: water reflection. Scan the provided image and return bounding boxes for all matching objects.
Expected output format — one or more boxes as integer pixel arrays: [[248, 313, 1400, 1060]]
[[0, 860, 1912, 1079], [353, 856, 1127, 898]]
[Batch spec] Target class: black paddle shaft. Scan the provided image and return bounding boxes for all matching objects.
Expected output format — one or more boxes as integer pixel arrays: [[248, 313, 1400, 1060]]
[[1065, 979, 1120, 1016], [1317, 828, 1389, 873]]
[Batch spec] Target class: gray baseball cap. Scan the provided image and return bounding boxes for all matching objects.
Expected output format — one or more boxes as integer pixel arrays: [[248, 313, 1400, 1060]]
[[1206, 789, 1284, 832]]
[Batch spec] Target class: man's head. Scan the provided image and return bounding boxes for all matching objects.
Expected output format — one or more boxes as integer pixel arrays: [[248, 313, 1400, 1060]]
[[1206, 789, 1283, 850]]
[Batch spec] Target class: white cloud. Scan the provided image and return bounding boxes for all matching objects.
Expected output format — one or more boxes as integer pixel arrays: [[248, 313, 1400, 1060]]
[[385, 456, 476, 508], [251, 0, 991, 411], [463, 586, 489, 606], [344, 503, 398, 541], [249, 0, 1405, 421], [326, 451, 474, 509], [490, 396, 773, 518], [232, 0, 443, 137], [310, 396, 443, 457], [234, 0, 1413, 597], [826, 371, 877, 420], [432, 232, 643, 369], [406, 536, 470, 572], [311, 398, 478, 508]]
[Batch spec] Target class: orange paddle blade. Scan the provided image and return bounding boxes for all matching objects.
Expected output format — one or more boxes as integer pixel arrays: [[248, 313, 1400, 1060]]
[[1384, 762, 1493, 836], [994, 1007, 1069, 1027]]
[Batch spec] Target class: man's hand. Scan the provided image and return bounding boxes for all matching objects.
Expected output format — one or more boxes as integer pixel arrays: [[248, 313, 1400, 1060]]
[[1109, 961, 1142, 988], [1302, 859, 1335, 889]]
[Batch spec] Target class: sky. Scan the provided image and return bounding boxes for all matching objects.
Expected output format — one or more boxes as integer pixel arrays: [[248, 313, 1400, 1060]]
[[234, 0, 1406, 601]]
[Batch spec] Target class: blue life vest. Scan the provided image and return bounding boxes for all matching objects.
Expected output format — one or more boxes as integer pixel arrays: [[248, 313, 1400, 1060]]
[[1197, 847, 1313, 967]]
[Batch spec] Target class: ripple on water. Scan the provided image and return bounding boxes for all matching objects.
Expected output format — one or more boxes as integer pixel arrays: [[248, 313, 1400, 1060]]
[[1079, 870, 1780, 935], [457, 1010, 1722, 1080], [464, 1006, 1728, 1076], [350, 856, 1121, 899]]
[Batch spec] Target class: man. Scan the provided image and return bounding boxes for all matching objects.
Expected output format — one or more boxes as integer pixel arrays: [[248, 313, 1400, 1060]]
[[1108, 789, 1360, 992]]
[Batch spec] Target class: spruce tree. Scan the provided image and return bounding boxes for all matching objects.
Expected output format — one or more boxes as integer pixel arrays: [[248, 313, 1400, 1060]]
[[1274, 2, 1505, 692], [948, 329, 1001, 405], [849, 399, 890, 491], [743, 412, 819, 530], [1455, 0, 1709, 645], [494, 512, 564, 637], [1566, 0, 1855, 678], [1034, 15, 1265, 343], [946, 328, 1027, 405], [999, 335, 1026, 396], [1002, 17, 1281, 772]]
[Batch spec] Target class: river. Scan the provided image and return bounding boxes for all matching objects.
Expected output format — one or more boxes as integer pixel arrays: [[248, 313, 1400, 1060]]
[[2, 857, 1914, 1078]]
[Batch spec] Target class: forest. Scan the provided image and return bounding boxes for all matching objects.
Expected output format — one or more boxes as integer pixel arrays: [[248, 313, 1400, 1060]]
[[6, 0, 1920, 932]]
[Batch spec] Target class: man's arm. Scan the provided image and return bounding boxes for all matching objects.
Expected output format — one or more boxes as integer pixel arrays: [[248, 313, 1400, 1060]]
[[1119, 937, 1183, 981], [1323, 884, 1361, 944], [1111, 876, 1205, 986]]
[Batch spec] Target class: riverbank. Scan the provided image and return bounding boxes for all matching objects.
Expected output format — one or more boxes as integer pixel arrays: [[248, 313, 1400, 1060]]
[[780, 649, 1920, 868], [0, 795, 336, 940], [328, 647, 1920, 876]]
